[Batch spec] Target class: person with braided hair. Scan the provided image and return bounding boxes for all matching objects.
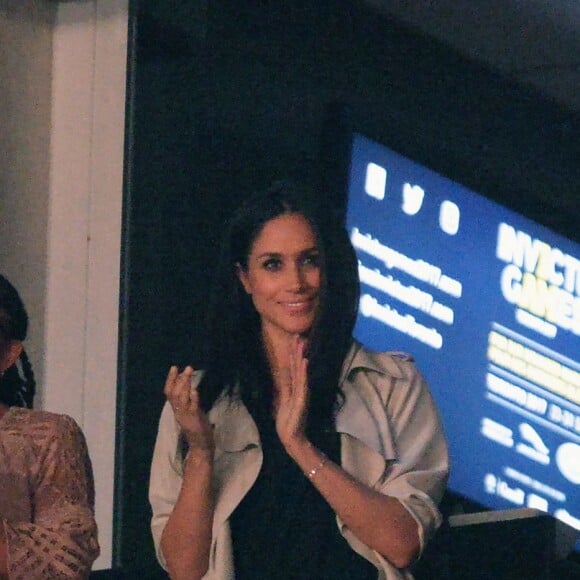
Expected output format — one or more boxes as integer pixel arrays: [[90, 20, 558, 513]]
[[0, 274, 100, 579]]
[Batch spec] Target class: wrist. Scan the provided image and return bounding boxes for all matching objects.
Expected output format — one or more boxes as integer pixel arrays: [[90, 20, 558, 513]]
[[183, 448, 213, 471], [282, 435, 311, 459], [183, 430, 214, 452], [289, 441, 329, 481], [304, 451, 328, 481]]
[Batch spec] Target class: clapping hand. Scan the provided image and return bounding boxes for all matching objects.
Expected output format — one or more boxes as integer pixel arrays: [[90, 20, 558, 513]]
[[165, 366, 214, 453], [275, 335, 310, 452]]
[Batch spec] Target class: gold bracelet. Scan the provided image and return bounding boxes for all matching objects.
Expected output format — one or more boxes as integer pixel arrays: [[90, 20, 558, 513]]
[[306, 452, 327, 480]]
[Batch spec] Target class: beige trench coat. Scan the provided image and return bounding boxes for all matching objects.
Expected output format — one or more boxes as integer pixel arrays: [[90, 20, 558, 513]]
[[149, 342, 449, 579]]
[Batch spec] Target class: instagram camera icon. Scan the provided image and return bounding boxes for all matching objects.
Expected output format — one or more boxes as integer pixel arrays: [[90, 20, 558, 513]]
[[440, 200, 460, 235]]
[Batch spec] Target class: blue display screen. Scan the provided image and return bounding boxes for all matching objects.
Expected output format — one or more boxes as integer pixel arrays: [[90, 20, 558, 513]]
[[347, 132, 580, 543]]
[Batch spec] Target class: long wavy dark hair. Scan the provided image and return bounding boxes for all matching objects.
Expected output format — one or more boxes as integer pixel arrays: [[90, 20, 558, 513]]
[[197, 180, 360, 437], [0, 274, 35, 408]]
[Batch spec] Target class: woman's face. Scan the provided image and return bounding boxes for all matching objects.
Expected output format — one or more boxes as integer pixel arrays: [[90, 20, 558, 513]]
[[237, 212, 321, 343], [0, 336, 22, 374], [0, 325, 9, 369], [0, 312, 23, 374]]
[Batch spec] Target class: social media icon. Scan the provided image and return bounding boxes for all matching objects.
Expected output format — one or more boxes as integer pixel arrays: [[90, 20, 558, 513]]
[[402, 183, 424, 215], [439, 200, 460, 235], [364, 163, 387, 200], [556, 442, 580, 484]]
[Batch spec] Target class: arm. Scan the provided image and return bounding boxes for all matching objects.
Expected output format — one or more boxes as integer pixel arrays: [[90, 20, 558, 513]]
[[276, 338, 447, 570], [151, 367, 215, 580], [1, 414, 99, 579], [285, 440, 420, 568], [161, 451, 213, 580]]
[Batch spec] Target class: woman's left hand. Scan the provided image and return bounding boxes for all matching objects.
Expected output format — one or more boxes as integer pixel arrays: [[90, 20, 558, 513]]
[[275, 335, 310, 451]]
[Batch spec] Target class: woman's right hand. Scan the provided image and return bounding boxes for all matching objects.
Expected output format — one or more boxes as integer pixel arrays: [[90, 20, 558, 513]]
[[160, 367, 215, 580], [164, 366, 214, 454]]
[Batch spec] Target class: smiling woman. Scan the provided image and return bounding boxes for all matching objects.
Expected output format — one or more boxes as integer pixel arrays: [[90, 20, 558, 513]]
[[236, 212, 321, 351], [149, 180, 450, 579]]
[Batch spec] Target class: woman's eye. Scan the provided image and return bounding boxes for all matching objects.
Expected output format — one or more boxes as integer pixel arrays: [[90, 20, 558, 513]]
[[303, 254, 320, 267], [263, 259, 281, 271]]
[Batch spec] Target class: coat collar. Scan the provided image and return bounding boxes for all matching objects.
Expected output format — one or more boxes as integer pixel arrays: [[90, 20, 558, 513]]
[[340, 340, 407, 382], [209, 393, 260, 452], [209, 341, 401, 487], [209, 341, 397, 450]]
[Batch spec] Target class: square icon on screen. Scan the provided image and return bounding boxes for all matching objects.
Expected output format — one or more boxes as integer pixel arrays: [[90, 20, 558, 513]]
[[440, 200, 460, 235], [365, 163, 387, 200]]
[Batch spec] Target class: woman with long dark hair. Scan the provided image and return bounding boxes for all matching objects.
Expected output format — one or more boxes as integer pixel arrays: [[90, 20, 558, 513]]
[[0, 274, 100, 579], [150, 181, 449, 579]]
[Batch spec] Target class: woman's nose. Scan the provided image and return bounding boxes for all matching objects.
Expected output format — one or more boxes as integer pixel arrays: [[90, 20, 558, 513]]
[[287, 265, 306, 290]]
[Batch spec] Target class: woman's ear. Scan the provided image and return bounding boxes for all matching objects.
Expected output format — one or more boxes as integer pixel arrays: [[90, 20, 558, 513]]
[[0, 340, 23, 373], [236, 263, 252, 294]]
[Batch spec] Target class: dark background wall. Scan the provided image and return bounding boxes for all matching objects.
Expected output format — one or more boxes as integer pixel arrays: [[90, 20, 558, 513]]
[[113, 0, 579, 575]]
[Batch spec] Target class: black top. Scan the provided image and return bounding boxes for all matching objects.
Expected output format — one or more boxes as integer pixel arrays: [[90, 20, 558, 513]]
[[229, 413, 378, 579]]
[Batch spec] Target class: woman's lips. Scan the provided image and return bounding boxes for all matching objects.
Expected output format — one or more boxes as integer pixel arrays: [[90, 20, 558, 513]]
[[279, 298, 316, 314]]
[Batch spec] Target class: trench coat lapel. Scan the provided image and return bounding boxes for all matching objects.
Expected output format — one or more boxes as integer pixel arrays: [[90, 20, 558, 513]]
[[208, 395, 262, 533]]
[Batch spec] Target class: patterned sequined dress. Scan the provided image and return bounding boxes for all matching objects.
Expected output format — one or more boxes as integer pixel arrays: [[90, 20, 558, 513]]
[[0, 407, 100, 579]]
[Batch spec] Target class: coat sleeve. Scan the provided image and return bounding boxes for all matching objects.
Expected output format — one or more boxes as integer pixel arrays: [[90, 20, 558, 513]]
[[3, 414, 100, 579], [339, 351, 450, 577], [149, 370, 206, 569], [376, 358, 450, 546]]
